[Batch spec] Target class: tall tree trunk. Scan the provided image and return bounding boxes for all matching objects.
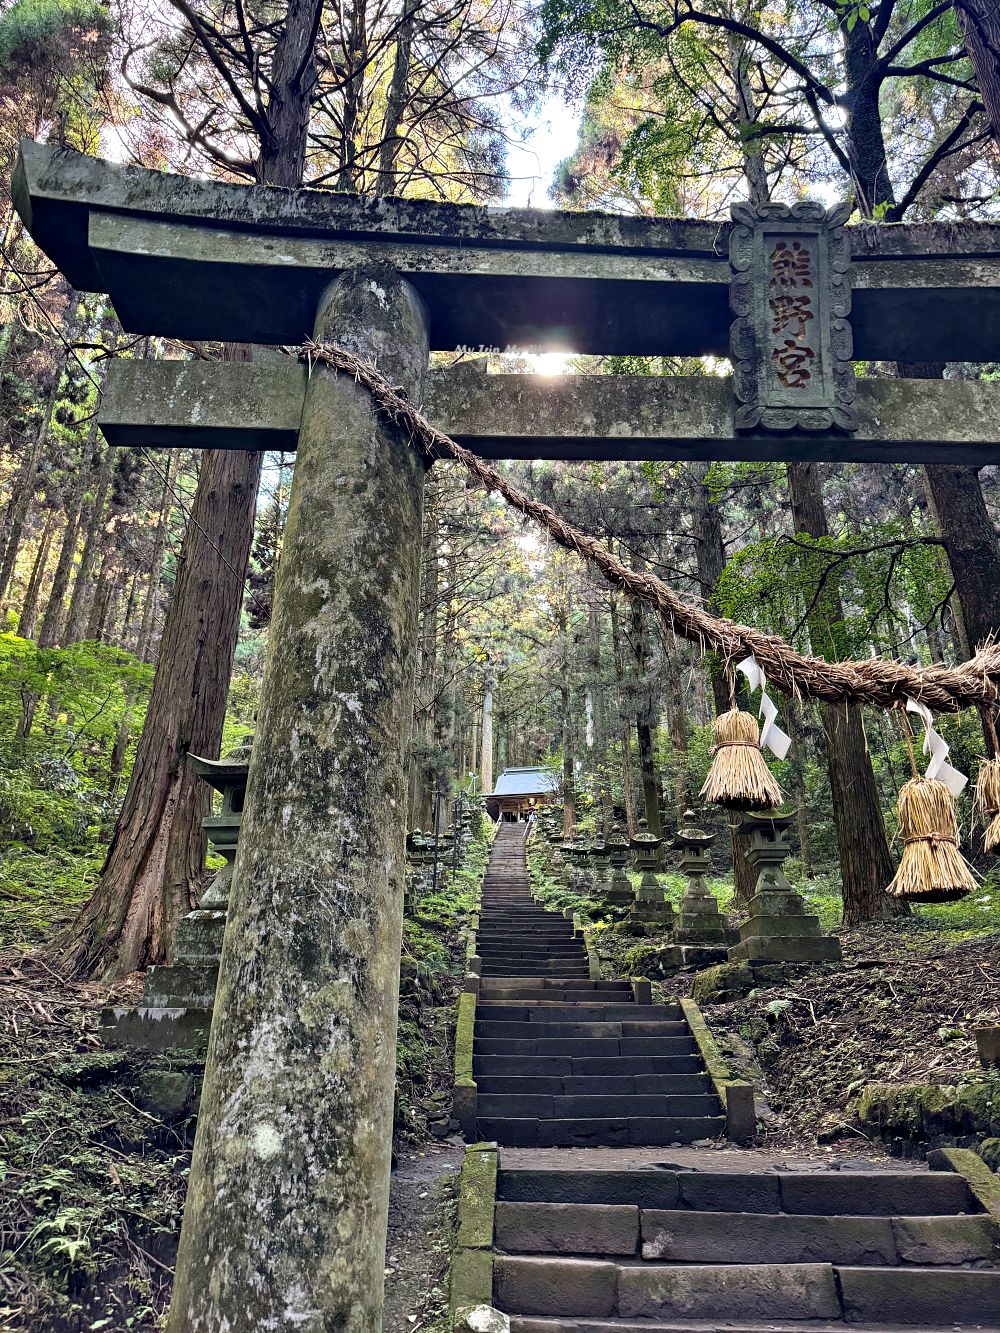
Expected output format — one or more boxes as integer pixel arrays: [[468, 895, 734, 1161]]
[[786, 462, 903, 924], [785, 702, 814, 875], [56, 0, 326, 975], [480, 677, 494, 797], [17, 510, 56, 641], [38, 423, 99, 649], [377, 0, 418, 195], [953, 0, 1000, 147], [0, 364, 63, 607], [52, 439, 261, 977], [137, 453, 177, 662], [609, 590, 637, 833], [64, 447, 114, 643], [630, 593, 663, 836]]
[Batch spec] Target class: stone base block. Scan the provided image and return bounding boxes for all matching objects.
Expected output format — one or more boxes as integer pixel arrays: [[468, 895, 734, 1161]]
[[603, 891, 635, 910], [142, 961, 219, 1008], [738, 912, 824, 942], [678, 943, 731, 970], [729, 935, 842, 964], [745, 891, 808, 916], [101, 1004, 212, 1053], [172, 909, 226, 964]]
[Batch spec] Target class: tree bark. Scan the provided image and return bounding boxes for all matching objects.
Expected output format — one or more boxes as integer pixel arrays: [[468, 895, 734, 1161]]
[[17, 509, 56, 641], [38, 421, 100, 649], [630, 594, 664, 836], [0, 361, 63, 608], [64, 447, 114, 644], [954, 0, 1000, 148], [923, 462, 1000, 650], [52, 439, 261, 977], [786, 461, 903, 924]]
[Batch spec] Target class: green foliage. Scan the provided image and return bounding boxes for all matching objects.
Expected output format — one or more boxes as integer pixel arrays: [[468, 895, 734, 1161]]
[[0, 991, 190, 1331], [0, 0, 108, 75], [0, 634, 153, 946]]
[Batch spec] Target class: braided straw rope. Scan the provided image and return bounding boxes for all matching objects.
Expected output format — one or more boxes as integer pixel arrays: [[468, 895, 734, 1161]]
[[302, 340, 1000, 714]]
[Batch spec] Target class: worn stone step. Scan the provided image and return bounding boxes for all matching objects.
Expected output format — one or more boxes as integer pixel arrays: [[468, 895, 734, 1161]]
[[494, 1169, 978, 1218], [498, 1170, 693, 1208], [495, 1257, 842, 1321], [476, 1006, 668, 1023], [477, 1019, 689, 1039], [777, 1172, 975, 1218], [481, 965, 591, 975], [508, 1321, 983, 1333], [480, 955, 588, 965], [476, 1074, 713, 1097], [481, 972, 592, 981], [475, 1037, 699, 1057], [639, 1208, 999, 1266], [477, 993, 629, 1005], [482, 979, 632, 991], [476, 938, 582, 948], [476, 1022, 631, 1040], [478, 1093, 721, 1118], [477, 1116, 726, 1147], [839, 1265, 1000, 1324], [479, 978, 593, 985], [480, 1002, 637, 1007], [496, 1201, 641, 1256], [477, 929, 578, 938], [569, 1056, 704, 1076]]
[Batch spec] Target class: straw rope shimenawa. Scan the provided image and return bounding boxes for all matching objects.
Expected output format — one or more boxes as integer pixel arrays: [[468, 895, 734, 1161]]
[[302, 341, 1000, 714]]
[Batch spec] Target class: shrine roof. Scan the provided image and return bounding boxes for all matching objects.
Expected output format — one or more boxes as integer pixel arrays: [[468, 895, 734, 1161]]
[[489, 767, 559, 798]]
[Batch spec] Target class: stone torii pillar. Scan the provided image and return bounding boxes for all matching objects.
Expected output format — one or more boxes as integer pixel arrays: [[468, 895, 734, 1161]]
[[167, 269, 428, 1331]]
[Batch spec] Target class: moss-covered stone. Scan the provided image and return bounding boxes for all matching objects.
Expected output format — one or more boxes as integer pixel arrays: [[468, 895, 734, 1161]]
[[691, 961, 754, 1006], [455, 992, 476, 1084], [928, 1147, 1000, 1219], [859, 1081, 1000, 1156], [449, 1247, 494, 1314], [137, 1070, 196, 1120], [456, 1144, 498, 1250]]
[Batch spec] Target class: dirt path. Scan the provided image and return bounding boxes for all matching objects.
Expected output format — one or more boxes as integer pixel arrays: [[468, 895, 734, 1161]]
[[384, 1142, 464, 1333]]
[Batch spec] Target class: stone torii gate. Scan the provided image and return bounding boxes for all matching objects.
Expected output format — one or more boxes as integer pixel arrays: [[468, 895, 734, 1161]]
[[13, 140, 1000, 1332]]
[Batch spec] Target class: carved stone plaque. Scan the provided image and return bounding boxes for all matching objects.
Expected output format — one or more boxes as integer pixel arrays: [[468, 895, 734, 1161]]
[[730, 200, 856, 432]]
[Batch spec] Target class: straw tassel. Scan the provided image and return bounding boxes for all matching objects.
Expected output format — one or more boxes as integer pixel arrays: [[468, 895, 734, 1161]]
[[888, 776, 976, 903], [700, 708, 782, 811], [974, 712, 1000, 852]]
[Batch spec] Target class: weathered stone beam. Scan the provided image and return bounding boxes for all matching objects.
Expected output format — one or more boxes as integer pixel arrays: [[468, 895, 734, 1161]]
[[100, 359, 1000, 465], [100, 358, 306, 450], [15, 140, 1000, 360]]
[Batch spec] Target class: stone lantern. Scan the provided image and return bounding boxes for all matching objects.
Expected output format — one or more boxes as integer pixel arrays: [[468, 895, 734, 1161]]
[[189, 748, 251, 912], [729, 809, 841, 966], [101, 739, 252, 1053], [671, 809, 737, 965], [604, 824, 635, 910], [629, 817, 675, 931], [406, 828, 430, 905], [589, 836, 611, 898]]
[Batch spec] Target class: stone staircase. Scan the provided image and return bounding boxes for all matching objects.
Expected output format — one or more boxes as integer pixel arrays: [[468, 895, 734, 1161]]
[[472, 823, 725, 1147], [492, 1163, 1000, 1330]]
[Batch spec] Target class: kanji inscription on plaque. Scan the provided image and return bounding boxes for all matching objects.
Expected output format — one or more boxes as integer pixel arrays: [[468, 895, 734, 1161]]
[[729, 201, 856, 432]]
